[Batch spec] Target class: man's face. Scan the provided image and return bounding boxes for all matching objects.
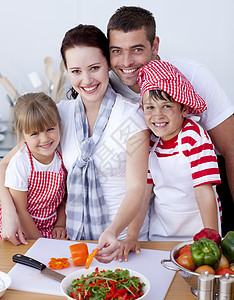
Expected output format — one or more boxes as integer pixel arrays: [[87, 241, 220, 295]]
[[109, 28, 159, 93]]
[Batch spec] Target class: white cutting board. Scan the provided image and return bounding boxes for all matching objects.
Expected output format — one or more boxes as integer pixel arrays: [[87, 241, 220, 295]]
[[8, 238, 175, 300]]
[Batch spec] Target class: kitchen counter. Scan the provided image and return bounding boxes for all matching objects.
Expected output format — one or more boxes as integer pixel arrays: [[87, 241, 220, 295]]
[[0, 239, 196, 299]]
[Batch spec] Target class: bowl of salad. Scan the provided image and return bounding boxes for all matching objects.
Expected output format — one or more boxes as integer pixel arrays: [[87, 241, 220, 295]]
[[60, 266, 150, 299]]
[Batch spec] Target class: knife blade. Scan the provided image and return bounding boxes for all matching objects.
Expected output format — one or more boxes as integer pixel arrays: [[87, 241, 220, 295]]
[[12, 254, 65, 282]]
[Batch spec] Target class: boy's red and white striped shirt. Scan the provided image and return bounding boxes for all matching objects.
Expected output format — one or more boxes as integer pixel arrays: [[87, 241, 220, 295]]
[[147, 118, 221, 188]]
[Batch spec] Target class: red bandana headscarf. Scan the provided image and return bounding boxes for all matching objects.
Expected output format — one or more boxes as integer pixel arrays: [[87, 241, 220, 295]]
[[137, 60, 207, 114]]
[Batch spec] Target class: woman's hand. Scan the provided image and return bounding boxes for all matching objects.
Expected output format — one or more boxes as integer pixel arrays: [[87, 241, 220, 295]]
[[1, 208, 28, 245], [118, 238, 141, 262], [95, 229, 120, 263]]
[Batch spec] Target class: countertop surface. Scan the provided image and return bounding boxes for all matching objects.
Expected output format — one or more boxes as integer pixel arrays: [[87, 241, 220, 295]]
[[0, 239, 196, 300]]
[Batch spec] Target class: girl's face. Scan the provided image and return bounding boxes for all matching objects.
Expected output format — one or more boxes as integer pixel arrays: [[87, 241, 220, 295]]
[[22, 124, 60, 164], [142, 91, 188, 141], [65, 46, 110, 106]]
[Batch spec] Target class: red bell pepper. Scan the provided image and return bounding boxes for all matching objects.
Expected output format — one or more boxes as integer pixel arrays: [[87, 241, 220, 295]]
[[193, 228, 221, 245]]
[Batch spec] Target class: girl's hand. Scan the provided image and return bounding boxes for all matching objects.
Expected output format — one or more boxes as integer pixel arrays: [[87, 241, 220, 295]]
[[52, 226, 69, 240], [95, 229, 120, 263], [118, 239, 141, 262]]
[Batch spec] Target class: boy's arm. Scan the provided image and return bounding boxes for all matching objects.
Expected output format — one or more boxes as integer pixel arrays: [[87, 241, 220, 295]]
[[118, 183, 153, 262], [9, 188, 43, 239], [194, 183, 219, 232]]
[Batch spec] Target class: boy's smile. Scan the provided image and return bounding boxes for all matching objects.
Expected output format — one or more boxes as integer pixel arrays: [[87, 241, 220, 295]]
[[142, 91, 188, 141]]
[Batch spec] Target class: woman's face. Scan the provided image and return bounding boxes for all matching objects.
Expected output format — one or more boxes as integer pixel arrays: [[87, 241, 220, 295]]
[[65, 46, 110, 106]]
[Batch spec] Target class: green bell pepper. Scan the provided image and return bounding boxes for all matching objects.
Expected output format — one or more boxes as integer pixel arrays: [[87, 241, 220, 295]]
[[190, 238, 221, 268], [220, 231, 234, 263]]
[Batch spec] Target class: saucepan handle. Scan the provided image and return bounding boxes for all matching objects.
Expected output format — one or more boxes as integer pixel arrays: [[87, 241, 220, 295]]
[[161, 258, 180, 271]]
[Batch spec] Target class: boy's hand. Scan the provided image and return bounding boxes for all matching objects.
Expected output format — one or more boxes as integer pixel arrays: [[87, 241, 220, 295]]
[[52, 226, 69, 239], [118, 239, 141, 262]]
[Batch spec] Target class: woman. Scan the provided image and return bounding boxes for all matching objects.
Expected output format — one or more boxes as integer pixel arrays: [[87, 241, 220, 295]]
[[0, 25, 149, 263]]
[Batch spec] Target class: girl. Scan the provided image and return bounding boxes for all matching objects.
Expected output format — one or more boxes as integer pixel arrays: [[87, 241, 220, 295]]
[[1, 92, 67, 240], [0, 25, 149, 263]]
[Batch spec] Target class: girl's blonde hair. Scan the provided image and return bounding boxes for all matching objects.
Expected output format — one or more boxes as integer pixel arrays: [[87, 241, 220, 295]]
[[14, 92, 61, 141]]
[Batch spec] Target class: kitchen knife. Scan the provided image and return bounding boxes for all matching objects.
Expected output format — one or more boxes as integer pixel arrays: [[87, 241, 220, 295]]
[[12, 254, 65, 282]]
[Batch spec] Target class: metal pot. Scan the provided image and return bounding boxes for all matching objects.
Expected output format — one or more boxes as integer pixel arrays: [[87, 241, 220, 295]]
[[161, 240, 230, 296]]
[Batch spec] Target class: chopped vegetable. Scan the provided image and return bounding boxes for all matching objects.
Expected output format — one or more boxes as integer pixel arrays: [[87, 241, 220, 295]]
[[70, 243, 89, 266], [48, 257, 70, 270], [193, 228, 221, 245], [85, 248, 99, 269], [190, 238, 221, 269], [220, 231, 234, 263], [68, 267, 145, 299]]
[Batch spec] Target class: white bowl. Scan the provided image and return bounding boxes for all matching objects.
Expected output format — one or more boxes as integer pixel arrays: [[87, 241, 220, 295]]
[[0, 271, 12, 298], [60, 266, 150, 300]]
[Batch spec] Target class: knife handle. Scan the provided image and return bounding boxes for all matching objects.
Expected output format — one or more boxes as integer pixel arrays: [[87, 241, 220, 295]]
[[12, 254, 46, 271]]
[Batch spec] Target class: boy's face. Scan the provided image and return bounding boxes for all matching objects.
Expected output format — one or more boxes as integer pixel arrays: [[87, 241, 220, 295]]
[[142, 91, 188, 141], [109, 28, 159, 93]]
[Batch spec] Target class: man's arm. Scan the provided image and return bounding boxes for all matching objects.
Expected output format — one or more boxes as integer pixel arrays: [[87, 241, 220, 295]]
[[208, 115, 234, 204]]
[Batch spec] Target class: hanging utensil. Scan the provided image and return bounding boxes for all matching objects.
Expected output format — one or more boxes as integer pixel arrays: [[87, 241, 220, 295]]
[[28, 72, 43, 92], [0, 73, 19, 101], [44, 56, 54, 96]]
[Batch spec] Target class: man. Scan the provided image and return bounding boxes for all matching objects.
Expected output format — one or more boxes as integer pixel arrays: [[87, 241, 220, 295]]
[[107, 6, 234, 260]]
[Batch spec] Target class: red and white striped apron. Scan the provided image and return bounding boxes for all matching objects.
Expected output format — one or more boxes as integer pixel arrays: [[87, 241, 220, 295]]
[[149, 132, 222, 240], [0, 146, 67, 239], [26, 145, 67, 238]]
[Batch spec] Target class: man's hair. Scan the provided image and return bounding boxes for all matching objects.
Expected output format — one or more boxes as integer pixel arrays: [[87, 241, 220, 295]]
[[107, 6, 156, 46]]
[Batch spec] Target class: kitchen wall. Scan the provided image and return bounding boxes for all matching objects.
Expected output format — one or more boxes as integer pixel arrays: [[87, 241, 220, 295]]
[[0, 0, 233, 120]]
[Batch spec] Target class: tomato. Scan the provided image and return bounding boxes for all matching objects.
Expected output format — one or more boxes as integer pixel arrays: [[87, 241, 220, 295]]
[[179, 245, 191, 256], [216, 268, 234, 276], [69, 243, 89, 266], [195, 265, 216, 275], [177, 253, 196, 271]]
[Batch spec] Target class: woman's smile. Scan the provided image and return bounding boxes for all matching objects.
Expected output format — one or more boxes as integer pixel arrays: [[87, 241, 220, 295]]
[[65, 46, 109, 105]]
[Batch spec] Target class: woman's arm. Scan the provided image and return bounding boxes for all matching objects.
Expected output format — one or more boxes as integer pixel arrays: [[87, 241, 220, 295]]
[[0, 144, 28, 244], [96, 129, 150, 263], [9, 188, 43, 239], [194, 183, 219, 232]]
